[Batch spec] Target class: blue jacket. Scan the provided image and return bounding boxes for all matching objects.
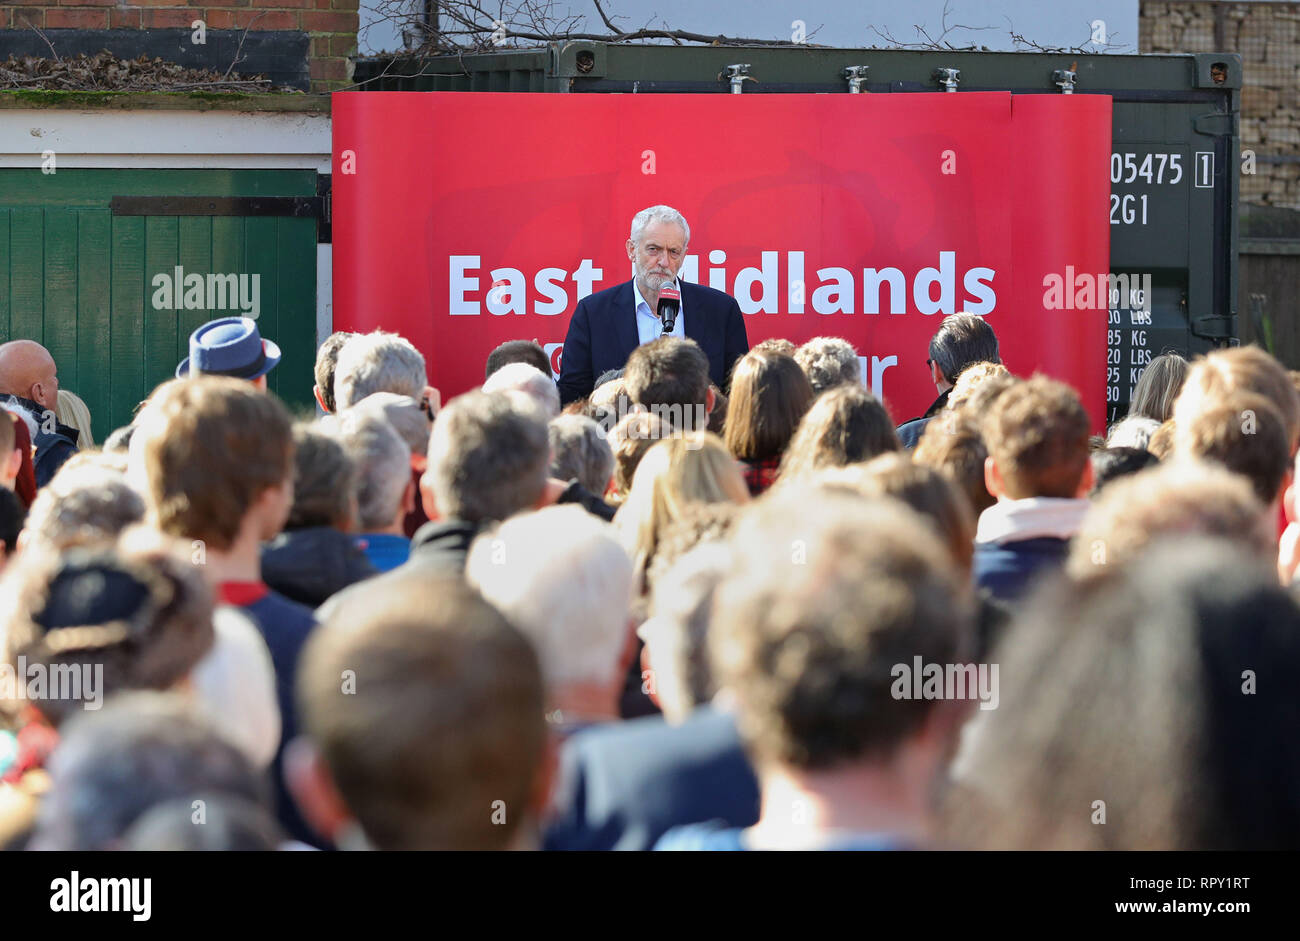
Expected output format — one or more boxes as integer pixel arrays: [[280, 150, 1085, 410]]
[[972, 536, 1072, 605], [543, 708, 760, 851], [556, 279, 750, 405]]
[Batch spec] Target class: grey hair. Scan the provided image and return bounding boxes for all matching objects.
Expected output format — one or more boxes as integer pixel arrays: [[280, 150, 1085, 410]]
[[794, 336, 861, 396], [630, 205, 690, 246], [425, 390, 550, 524], [1107, 416, 1162, 451], [33, 692, 264, 851], [22, 463, 145, 552], [330, 410, 412, 531], [482, 362, 560, 419], [334, 331, 427, 410], [352, 391, 431, 457], [466, 505, 632, 689], [548, 414, 615, 496]]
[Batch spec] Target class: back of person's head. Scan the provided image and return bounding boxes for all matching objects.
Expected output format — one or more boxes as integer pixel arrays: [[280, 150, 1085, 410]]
[[793, 336, 860, 397], [712, 490, 974, 772], [723, 350, 814, 462], [609, 410, 665, 501], [1129, 352, 1188, 423], [0, 539, 215, 726], [1068, 460, 1274, 580], [1174, 346, 1300, 453], [945, 538, 1300, 849], [33, 692, 263, 850], [751, 338, 796, 357], [189, 606, 281, 771], [778, 383, 899, 481], [482, 362, 561, 419], [947, 362, 1011, 412], [1106, 415, 1161, 450], [121, 795, 283, 851], [0, 488, 22, 566], [644, 542, 732, 724], [286, 423, 357, 531], [615, 432, 748, 569], [486, 339, 551, 380], [624, 336, 711, 422], [314, 331, 355, 413], [819, 453, 977, 574], [467, 505, 632, 691], [1089, 446, 1159, 496], [350, 391, 432, 457], [984, 375, 1091, 499], [913, 411, 995, 516], [953, 371, 1017, 426], [326, 409, 411, 532], [424, 390, 549, 524], [1174, 391, 1290, 505], [296, 576, 545, 850], [333, 330, 427, 411], [548, 414, 614, 496], [132, 377, 293, 549], [55, 389, 94, 448], [20, 460, 145, 553], [644, 499, 738, 592], [928, 313, 1001, 386]]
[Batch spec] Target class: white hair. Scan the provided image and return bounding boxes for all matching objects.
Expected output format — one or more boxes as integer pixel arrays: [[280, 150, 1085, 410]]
[[1107, 416, 1162, 451], [329, 410, 411, 531], [351, 391, 431, 456], [189, 607, 282, 770], [334, 331, 427, 410], [481, 362, 560, 419], [548, 414, 614, 495], [466, 505, 632, 690], [630, 205, 690, 246]]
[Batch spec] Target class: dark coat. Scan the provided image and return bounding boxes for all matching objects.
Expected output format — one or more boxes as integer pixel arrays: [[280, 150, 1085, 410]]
[[543, 708, 760, 851], [972, 536, 1071, 605], [260, 527, 377, 608], [896, 389, 950, 450], [0, 395, 79, 487], [556, 279, 749, 405]]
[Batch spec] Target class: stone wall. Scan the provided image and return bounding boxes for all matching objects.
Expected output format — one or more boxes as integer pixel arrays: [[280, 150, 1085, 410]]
[[1141, 0, 1300, 208]]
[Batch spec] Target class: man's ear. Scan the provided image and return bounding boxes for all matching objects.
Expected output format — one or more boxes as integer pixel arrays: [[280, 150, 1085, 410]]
[[312, 384, 330, 413], [252, 374, 269, 392], [705, 386, 716, 416], [4, 447, 20, 482], [625, 238, 637, 262], [283, 737, 352, 845], [1075, 459, 1096, 499], [984, 455, 1005, 500], [401, 477, 417, 516], [419, 471, 441, 522]]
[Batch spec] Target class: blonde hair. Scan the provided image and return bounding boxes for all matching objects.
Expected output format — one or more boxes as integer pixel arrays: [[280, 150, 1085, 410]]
[[613, 432, 749, 589], [56, 389, 95, 448], [948, 362, 1011, 412]]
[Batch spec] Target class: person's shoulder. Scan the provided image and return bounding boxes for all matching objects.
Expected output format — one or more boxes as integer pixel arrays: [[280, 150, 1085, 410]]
[[654, 820, 746, 851]]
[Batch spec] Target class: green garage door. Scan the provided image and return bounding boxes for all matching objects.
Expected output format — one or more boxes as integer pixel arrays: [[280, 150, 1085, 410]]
[[0, 168, 319, 444]]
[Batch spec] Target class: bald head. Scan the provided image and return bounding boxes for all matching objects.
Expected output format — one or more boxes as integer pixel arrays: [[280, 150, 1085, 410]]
[[0, 340, 59, 410]]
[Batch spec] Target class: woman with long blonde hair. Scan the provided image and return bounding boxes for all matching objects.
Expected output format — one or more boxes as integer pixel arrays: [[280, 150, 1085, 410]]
[[613, 431, 749, 594]]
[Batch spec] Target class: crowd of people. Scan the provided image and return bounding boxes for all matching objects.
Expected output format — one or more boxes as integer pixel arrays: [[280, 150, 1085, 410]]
[[1, 309, 1298, 852]]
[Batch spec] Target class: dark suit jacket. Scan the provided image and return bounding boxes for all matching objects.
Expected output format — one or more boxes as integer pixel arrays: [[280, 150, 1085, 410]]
[[542, 708, 760, 851], [556, 280, 750, 405]]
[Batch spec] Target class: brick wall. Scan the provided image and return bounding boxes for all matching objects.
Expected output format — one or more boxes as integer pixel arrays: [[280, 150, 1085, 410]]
[[1141, 0, 1300, 209], [1, 0, 358, 91]]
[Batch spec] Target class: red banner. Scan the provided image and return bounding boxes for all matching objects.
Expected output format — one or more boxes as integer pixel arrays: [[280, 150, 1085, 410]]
[[333, 91, 1111, 425]]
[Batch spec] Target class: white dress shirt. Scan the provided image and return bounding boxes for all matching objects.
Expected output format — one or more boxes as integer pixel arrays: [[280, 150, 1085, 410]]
[[633, 279, 686, 346]]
